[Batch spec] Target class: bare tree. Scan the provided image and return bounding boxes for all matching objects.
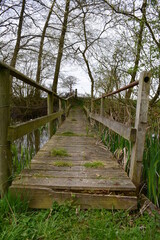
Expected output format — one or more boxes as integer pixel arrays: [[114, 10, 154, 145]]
[[52, 0, 71, 93], [60, 75, 78, 94]]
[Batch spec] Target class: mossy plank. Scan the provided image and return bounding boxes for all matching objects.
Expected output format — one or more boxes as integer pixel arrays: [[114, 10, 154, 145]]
[[12, 175, 136, 192], [21, 169, 129, 179]]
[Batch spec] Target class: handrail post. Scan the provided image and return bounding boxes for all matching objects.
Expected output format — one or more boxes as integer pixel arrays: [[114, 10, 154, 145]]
[[129, 71, 151, 189], [99, 96, 104, 133], [47, 93, 54, 138], [0, 67, 12, 197], [91, 98, 94, 113], [65, 100, 68, 117], [58, 99, 62, 126], [100, 96, 104, 117]]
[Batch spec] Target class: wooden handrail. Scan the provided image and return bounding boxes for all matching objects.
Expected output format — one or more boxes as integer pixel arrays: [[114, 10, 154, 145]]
[[94, 80, 139, 101], [7, 111, 64, 142], [0, 62, 74, 195], [0, 61, 65, 101]]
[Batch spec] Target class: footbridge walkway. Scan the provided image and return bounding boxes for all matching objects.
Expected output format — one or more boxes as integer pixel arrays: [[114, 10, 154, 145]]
[[0, 61, 151, 209]]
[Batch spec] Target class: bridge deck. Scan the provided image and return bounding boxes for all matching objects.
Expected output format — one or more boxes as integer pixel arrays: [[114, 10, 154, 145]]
[[10, 107, 137, 209]]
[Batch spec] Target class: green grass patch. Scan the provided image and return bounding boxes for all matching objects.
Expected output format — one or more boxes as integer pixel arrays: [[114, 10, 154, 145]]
[[54, 161, 73, 167], [84, 161, 105, 168], [0, 198, 160, 240], [61, 131, 78, 136], [51, 148, 70, 157], [71, 118, 77, 121]]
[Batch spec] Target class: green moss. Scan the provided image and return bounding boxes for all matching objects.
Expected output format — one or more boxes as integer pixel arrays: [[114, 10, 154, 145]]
[[71, 118, 77, 121], [84, 161, 105, 168], [61, 131, 77, 136], [51, 148, 70, 157], [54, 161, 73, 167]]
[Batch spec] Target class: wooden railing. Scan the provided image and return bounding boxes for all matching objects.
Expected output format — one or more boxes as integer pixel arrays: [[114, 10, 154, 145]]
[[0, 61, 73, 196], [84, 71, 151, 190]]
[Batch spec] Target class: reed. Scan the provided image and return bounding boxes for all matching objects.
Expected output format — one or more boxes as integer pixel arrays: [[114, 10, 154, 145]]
[[11, 144, 34, 175]]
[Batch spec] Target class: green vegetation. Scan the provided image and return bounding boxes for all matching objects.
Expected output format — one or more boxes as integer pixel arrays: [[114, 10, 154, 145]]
[[102, 128, 131, 173], [71, 118, 77, 121], [143, 133, 160, 207], [54, 161, 73, 167], [11, 144, 34, 175], [61, 131, 78, 136], [84, 161, 104, 168], [51, 148, 70, 157], [0, 195, 160, 240]]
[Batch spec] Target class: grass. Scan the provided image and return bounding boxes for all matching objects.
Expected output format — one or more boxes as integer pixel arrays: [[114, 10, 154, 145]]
[[61, 131, 78, 136], [54, 161, 73, 167], [71, 118, 77, 121], [60, 131, 86, 137], [11, 144, 34, 175], [143, 133, 160, 207], [84, 161, 105, 168], [0, 194, 160, 240], [51, 148, 70, 157]]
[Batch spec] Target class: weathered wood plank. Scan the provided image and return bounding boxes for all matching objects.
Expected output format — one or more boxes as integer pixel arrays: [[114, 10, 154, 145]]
[[7, 111, 64, 141], [10, 186, 137, 209], [30, 163, 121, 171], [21, 169, 129, 179], [90, 113, 136, 142], [12, 175, 136, 191]]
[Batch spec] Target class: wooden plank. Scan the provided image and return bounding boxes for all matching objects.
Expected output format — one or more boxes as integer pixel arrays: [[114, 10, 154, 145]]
[[30, 163, 121, 171], [7, 110, 64, 141], [12, 175, 136, 191], [0, 61, 64, 100], [20, 169, 130, 179], [90, 113, 136, 142], [30, 159, 121, 168], [10, 186, 137, 209]]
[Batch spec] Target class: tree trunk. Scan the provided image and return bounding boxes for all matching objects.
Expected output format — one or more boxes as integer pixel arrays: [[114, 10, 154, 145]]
[[125, 0, 147, 99], [82, 52, 94, 112], [10, 0, 26, 67], [35, 0, 56, 98], [52, 0, 70, 93]]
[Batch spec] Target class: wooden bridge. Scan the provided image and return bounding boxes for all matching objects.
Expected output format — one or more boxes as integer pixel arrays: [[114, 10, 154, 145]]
[[0, 61, 151, 209]]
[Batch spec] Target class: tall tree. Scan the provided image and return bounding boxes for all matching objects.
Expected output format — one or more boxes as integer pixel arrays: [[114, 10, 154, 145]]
[[52, 0, 71, 93], [125, 0, 147, 98], [35, 0, 56, 97], [10, 0, 26, 67]]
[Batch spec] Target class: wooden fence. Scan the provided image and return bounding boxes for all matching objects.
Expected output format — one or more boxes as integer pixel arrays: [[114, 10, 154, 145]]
[[84, 71, 151, 190], [0, 61, 73, 196]]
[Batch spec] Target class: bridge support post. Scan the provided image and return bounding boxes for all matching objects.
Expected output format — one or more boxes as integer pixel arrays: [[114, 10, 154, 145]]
[[0, 67, 12, 197], [47, 93, 54, 138], [58, 99, 62, 126], [129, 71, 151, 189], [99, 96, 104, 133], [100, 96, 104, 117]]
